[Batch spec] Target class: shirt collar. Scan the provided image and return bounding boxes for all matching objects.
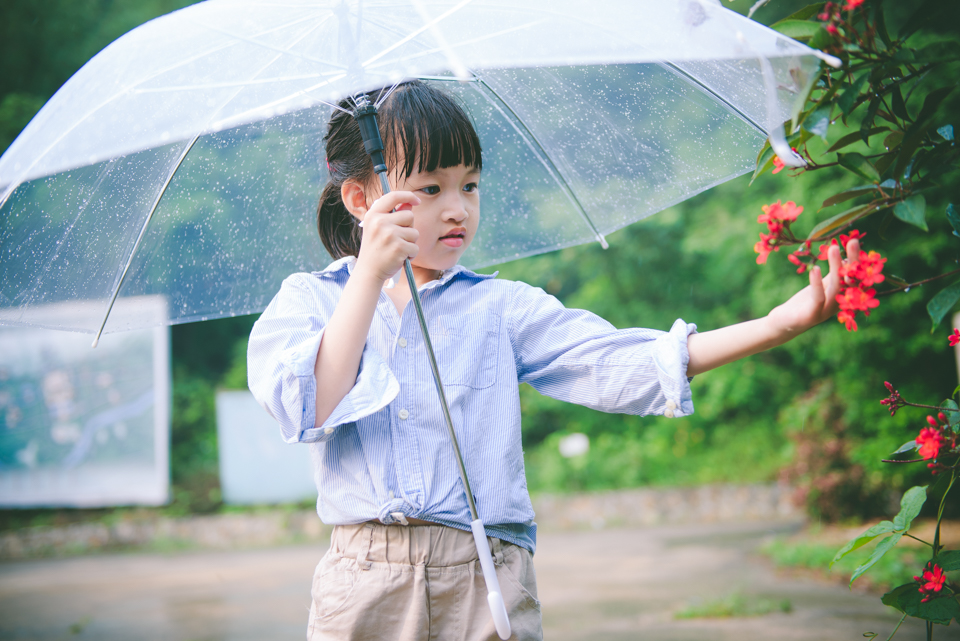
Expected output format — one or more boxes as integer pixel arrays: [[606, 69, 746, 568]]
[[315, 256, 496, 286]]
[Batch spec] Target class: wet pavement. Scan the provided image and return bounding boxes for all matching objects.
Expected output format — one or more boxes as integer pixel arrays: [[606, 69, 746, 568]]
[[0, 519, 935, 641]]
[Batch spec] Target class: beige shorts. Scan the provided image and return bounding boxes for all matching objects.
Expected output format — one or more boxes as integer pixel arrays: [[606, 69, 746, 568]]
[[307, 522, 542, 641]]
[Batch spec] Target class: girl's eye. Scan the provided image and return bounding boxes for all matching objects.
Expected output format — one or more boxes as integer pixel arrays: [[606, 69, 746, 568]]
[[463, 182, 479, 193], [420, 185, 440, 195]]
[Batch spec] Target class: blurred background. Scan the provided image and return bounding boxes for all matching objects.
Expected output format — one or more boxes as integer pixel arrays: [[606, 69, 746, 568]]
[[0, 1, 958, 639]]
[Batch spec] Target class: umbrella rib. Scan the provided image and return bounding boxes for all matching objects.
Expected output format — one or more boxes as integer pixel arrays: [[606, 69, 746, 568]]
[[473, 79, 608, 250], [661, 62, 766, 137], [361, 0, 476, 68], [91, 135, 199, 348]]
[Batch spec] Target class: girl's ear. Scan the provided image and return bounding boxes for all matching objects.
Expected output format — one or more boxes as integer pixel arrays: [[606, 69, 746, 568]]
[[340, 180, 368, 222]]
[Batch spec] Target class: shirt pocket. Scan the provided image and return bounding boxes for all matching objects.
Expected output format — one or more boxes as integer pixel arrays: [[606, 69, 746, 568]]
[[431, 310, 501, 390]]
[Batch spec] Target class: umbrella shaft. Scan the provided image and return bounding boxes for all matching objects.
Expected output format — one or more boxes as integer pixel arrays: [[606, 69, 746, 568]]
[[376, 172, 480, 523]]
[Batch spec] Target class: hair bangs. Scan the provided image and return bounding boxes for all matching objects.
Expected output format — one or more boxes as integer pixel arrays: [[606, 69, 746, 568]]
[[381, 83, 482, 179]]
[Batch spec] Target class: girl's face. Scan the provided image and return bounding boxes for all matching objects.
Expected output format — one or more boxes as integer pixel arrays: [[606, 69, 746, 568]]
[[388, 162, 480, 279]]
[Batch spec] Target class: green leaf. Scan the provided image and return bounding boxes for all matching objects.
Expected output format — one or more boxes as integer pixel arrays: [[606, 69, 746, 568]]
[[771, 20, 822, 40], [808, 204, 873, 241], [891, 486, 927, 531], [883, 131, 903, 151], [893, 587, 960, 625], [881, 583, 915, 613], [832, 520, 897, 566], [850, 533, 902, 585], [808, 26, 835, 51], [928, 281, 960, 330], [750, 143, 776, 186], [838, 152, 881, 182], [941, 399, 960, 426], [896, 86, 956, 179], [948, 204, 960, 237], [935, 550, 960, 572], [891, 440, 919, 455], [837, 73, 870, 116], [802, 107, 831, 141], [861, 99, 882, 144], [827, 128, 889, 153], [892, 86, 909, 121], [893, 195, 928, 231], [821, 185, 878, 210], [771, 3, 825, 23]]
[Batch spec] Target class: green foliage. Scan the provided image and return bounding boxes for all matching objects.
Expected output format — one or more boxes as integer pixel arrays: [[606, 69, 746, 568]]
[[764, 536, 922, 590]]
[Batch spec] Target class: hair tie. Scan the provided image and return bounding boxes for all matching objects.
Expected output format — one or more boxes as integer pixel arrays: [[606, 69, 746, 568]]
[[326, 158, 331, 173]]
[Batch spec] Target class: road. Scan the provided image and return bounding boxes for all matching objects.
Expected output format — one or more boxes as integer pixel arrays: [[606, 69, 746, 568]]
[[0, 520, 934, 640]]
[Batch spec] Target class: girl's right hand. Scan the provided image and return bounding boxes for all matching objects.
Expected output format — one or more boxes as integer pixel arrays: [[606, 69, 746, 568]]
[[353, 191, 421, 284]]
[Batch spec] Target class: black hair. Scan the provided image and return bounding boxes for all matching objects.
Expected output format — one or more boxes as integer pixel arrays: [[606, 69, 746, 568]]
[[317, 80, 483, 259]]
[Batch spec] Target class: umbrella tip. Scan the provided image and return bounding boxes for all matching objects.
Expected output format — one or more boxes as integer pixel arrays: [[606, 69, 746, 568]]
[[91, 336, 99, 348]]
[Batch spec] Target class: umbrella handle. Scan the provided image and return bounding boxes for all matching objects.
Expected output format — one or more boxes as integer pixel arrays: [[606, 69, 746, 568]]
[[471, 519, 512, 640]]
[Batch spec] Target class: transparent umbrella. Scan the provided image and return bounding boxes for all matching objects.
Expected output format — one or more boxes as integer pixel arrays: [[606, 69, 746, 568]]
[[0, 0, 837, 341], [0, 1, 839, 637]]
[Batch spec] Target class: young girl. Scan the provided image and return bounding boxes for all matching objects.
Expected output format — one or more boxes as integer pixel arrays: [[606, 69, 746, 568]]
[[247, 80, 854, 641]]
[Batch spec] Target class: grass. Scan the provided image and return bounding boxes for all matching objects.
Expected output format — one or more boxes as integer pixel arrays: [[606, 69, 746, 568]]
[[675, 592, 792, 619], [761, 534, 923, 591]]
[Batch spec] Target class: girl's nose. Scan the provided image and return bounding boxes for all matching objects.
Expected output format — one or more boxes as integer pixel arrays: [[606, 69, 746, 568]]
[[442, 197, 469, 222]]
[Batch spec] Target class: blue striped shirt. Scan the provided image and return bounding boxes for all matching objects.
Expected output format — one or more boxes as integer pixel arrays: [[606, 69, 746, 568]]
[[247, 257, 696, 553]]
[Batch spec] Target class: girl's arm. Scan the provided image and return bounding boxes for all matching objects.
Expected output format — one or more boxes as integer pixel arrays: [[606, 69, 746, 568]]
[[313, 189, 419, 427], [686, 240, 855, 376]]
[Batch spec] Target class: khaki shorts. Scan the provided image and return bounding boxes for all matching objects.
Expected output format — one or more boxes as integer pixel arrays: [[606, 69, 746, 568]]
[[307, 522, 542, 641]]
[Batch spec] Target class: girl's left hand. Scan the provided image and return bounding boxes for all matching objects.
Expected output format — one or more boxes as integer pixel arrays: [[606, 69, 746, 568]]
[[767, 238, 859, 336]]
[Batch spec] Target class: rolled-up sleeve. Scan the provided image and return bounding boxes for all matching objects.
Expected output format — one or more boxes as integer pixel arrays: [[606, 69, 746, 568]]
[[247, 273, 399, 443], [508, 281, 696, 418]]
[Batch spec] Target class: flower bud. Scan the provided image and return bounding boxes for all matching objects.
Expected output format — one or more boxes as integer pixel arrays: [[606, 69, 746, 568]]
[[938, 412, 948, 424], [884, 381, 894, 392], [927, 415, 938, 428]]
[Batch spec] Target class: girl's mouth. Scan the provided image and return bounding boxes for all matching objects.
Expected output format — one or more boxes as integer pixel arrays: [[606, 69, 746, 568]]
[[440, 229, 466, 248]]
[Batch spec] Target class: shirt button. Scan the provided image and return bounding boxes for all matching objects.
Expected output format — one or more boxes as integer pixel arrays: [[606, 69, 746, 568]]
[[398, 337, 407, 348], [324, 427, 335, 434], [399, 409, 409, 420], [666, 400, 677, 411], [664, 409, 675, 418]]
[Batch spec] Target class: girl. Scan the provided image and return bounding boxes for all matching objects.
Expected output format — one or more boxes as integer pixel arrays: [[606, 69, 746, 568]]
[[247, 80, 854, 641]]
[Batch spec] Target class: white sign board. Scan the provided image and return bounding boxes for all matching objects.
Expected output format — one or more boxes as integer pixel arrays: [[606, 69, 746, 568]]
[[0, 297, 169, 507], [216, 390, 315, 505]]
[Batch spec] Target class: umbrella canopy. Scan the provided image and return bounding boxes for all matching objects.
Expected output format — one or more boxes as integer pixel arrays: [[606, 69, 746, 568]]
[[0, 0, 832, 336]]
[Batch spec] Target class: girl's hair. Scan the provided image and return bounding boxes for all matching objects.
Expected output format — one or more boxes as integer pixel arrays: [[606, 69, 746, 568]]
[[317, 80, 483, 259]]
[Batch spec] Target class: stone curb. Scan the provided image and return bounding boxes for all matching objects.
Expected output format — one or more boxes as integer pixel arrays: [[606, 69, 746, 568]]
[[0, 484, 801, 560]]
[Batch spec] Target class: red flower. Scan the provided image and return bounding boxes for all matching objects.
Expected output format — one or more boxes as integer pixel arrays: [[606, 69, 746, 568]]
[[914, 564, 947, 603], [837, 309, 858, 331], [817, 238, 839, 261], [826, 23, 839, 35], [836, 287, 879, 313], [844, 0, 865, 9], [950, 328, 960, 347], [856, 251, 886, 287], [788, 252, 808, 274], [839, 230, 865, 246], [771, 148, 799, 175], [916, 427, 944, 460]]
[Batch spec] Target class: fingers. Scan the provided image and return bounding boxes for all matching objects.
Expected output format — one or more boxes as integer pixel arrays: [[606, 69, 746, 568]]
[[369, 191, 420, 216]]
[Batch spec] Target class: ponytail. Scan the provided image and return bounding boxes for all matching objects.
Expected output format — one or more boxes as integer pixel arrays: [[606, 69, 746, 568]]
[[316, 180, 362, 260]]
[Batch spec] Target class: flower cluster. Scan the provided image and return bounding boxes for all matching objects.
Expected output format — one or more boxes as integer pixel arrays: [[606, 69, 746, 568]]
[[915, 412, 958, 473], [914, 563, 948, 603], [950, 328, 960, 347], [832, 231, 885, 332], [754, 200, 803, 264], [879, 381, 905, 417]]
